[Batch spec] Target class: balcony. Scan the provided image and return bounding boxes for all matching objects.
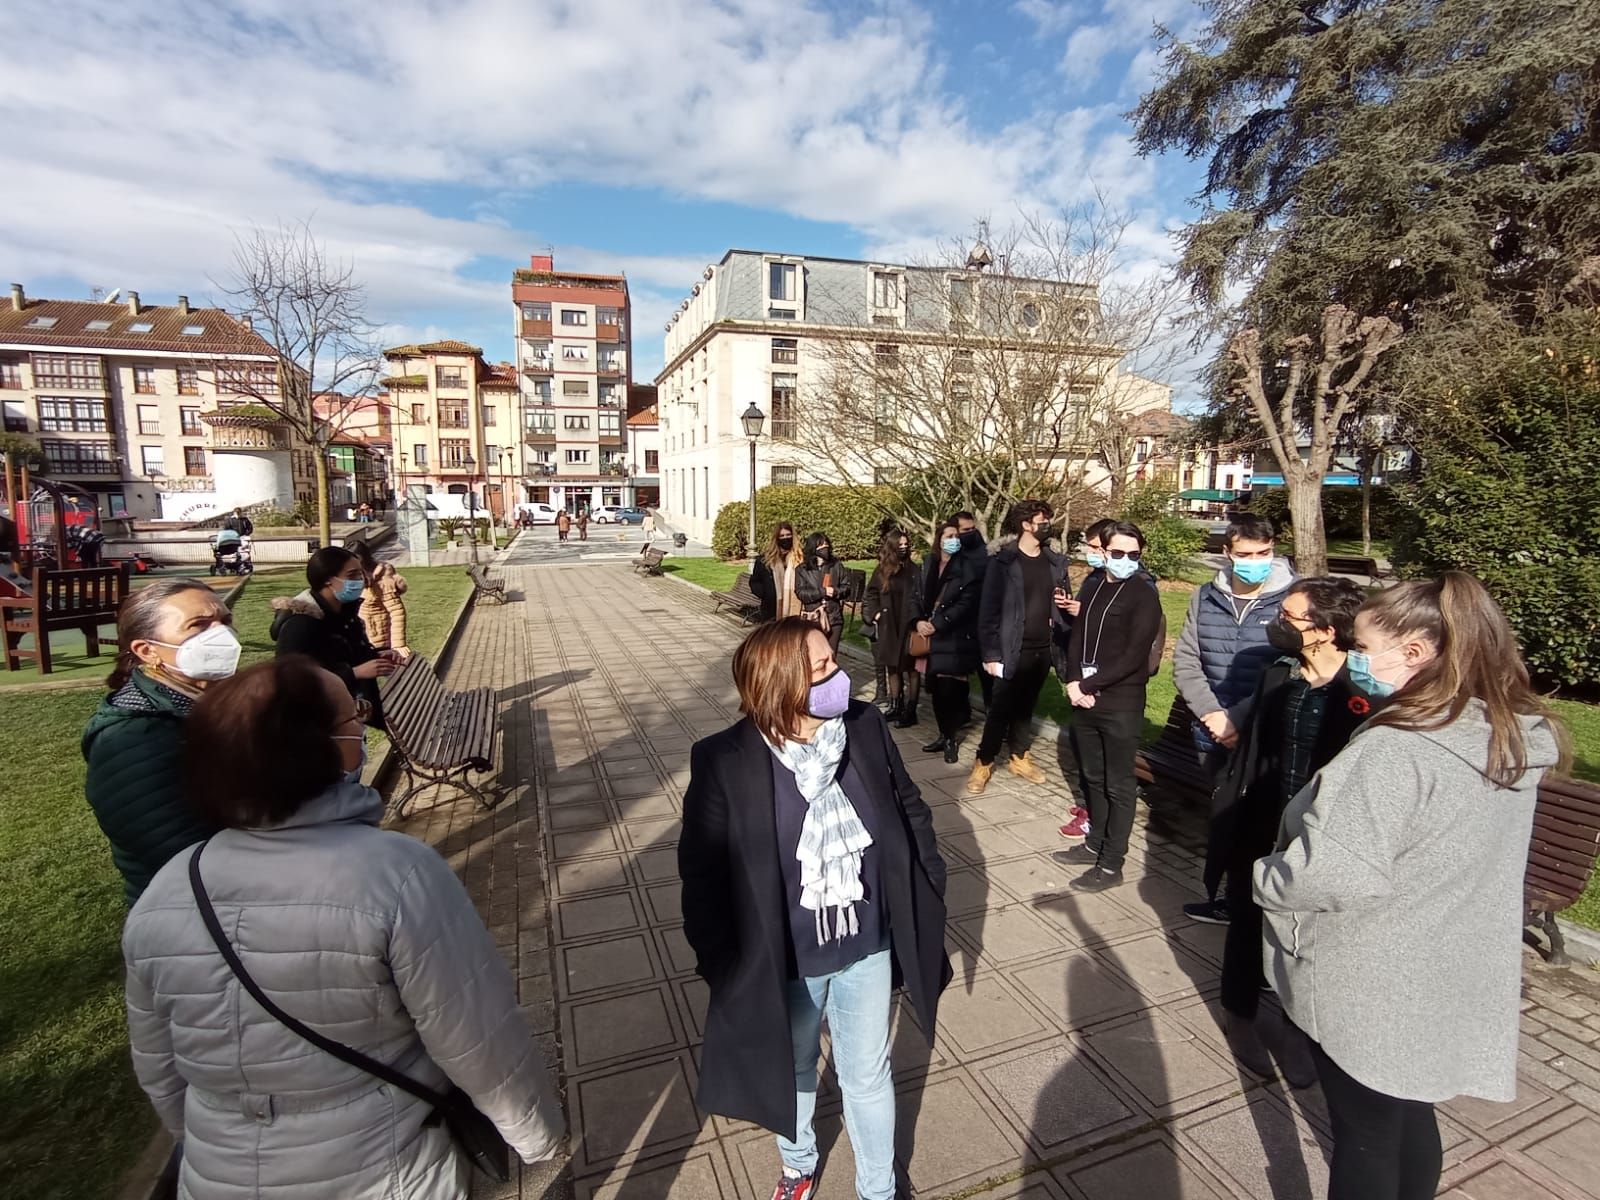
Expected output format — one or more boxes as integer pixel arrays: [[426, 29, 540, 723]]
[[597, 360, 623, 377], [521, 319, 553, 338], [596, 322, 622, 342], [524, 431, 557, 448], [138, 420, 161, 436], [522, 358, 555, 375], [598, 432, 624, 447]]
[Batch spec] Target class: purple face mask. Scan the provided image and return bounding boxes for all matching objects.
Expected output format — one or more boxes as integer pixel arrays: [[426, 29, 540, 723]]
[[807, 666, 852, 719]]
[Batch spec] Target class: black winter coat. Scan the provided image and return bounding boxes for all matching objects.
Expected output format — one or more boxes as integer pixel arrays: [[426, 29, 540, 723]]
[[921, 550, 983, 676], [269, 588, 385, 728], [864, 561, 921, 670], [794, 558, 846, 630], [1201, 657, 1369, 898], [678, 702, 951, 1139], [977, 542, 1068, 673]]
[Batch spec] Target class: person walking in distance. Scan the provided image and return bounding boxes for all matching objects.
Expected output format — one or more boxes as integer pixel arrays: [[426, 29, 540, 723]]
[[1172, 513, 1295, 923], [556, 509, 571, 542], [967, 500, 1068, 795], [917, 518, 984, 763], [577, 507, 589, 542], [1256, 574, 1567, 1200], [678, 619, 950, 1200], [863, 529, 923, 728], [751, 522, 804, 623], [1050, 521, 1163, 890], [794, 531, 845, 653]]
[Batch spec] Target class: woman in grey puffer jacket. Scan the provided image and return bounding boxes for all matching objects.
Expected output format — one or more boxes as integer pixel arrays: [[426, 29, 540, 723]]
[[122, 656, 564, 1199]]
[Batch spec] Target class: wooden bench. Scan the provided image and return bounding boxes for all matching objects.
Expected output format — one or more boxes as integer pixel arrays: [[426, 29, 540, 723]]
[[711, 571, 763, 623], [629, 540, 653, 567], [1527, 775, 1600, 965], [633, 547, 668, 576], [1134, 696, 1216, 808], [381, 653, 498, 818], [466, 562, 507, 604], [1287, 553, 1388, 584], [0, 563, 131, 674]]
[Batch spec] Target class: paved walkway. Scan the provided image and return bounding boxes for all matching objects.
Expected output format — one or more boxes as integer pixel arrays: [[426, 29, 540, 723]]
[[389, 563, 1600, 1200]]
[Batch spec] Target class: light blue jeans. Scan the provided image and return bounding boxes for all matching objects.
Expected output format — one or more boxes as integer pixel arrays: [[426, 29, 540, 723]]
[[778, 948, 896, 1200]]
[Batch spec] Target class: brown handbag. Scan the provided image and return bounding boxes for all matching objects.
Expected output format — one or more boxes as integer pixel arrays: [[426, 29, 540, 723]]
[[908, 628, 932, 658]]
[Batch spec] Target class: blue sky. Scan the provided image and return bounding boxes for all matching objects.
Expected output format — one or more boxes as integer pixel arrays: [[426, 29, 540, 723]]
[[0, 0, 1210, 393]]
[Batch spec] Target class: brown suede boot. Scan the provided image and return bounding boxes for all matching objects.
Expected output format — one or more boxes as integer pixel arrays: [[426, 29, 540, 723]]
[[966, 760, 994, 795], [1007, 751, 1048, 784]]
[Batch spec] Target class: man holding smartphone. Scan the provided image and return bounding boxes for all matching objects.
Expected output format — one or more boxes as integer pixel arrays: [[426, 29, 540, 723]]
[[967, 500, 1068, 795]]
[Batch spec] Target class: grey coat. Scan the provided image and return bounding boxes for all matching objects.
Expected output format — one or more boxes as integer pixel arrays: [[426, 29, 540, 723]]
[[122, 781, 564, 1199], [1254, 706, 1561, 1103]]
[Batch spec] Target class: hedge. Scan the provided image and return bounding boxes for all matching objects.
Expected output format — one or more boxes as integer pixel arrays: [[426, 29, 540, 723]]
[[712, 485, 899, 560]]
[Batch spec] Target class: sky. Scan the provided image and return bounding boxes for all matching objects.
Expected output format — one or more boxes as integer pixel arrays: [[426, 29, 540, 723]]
[[0, 0, 1213, 399]]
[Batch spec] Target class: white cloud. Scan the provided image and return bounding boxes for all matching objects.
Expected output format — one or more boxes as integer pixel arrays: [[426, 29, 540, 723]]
[[0, 0, 1194, 381]]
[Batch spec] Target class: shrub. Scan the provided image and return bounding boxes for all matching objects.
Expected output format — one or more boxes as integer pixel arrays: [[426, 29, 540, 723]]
[[250, 506, 302, 528], [291, 499, 319, 526], [1244, 486, 1400, 542], [438, 517, 463, 542], [712, 484, 898, 560], [1114, 485, 1203, 579]]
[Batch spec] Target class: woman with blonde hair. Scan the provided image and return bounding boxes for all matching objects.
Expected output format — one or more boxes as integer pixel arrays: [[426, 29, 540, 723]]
[[679, 617, 949, 1200], [1255, 572, 1569, 1200], [750, 521, 803, 623]]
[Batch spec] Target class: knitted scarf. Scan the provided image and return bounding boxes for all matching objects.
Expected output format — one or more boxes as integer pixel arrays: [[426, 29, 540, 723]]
[[769, 718, 875, 945]]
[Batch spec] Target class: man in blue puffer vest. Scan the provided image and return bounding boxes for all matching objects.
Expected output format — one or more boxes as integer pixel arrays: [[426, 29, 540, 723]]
[[1172, 513, 1295, 922]]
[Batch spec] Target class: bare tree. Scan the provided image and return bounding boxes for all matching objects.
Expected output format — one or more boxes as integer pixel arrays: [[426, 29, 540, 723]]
[[791, 204, 1191, 542], [216, 221, 384, 546], [1226, 306, 1403, 575]]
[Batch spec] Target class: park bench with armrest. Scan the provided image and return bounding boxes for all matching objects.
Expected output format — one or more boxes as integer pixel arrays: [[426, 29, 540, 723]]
[[1133, 696, 1216, 808], [1, 563, 131, 674], [633, 547, 668, 576], [381, 653, 498, 818], [466, 562, 507, 604], [1286, 553, 1389, 584], [629, 541, 653, 568], [711, 571, 763, 623]]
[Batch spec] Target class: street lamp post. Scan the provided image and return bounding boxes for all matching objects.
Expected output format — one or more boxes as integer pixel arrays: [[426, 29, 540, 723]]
[[463, 452, 479, 564], [499, 449, 513, 536], [741, 403, 766, 561]]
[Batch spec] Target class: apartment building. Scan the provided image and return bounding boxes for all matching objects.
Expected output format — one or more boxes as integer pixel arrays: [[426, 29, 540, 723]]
[[512, 255, 632, 514], [382, 342, 522, 517], [654, 249, 1166, 545], [0, 284, 315, 520]]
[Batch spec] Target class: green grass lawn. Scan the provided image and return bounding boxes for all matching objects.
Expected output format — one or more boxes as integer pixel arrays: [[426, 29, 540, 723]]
[[0, 565, 473, 1200]]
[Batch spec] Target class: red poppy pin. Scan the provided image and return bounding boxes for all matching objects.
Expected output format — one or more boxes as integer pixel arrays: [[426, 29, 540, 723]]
[[1348, 696, 1371, 716]]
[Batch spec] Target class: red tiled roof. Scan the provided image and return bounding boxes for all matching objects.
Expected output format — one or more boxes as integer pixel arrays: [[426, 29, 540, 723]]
[[383, 339, 484, 358], [478, 361, 519, 389], [0, 296, 275, 357], [627, 405, 658, 426]]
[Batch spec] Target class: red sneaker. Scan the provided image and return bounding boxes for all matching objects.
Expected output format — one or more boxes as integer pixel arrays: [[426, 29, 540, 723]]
[[1058, 813, 1091, 842], [1070, 804, 1087, 818], [771, 1172, 816, 1200]]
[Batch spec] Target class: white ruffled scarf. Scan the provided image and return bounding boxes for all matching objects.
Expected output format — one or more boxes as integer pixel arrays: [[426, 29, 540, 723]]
[[769, 718, 875, 945]]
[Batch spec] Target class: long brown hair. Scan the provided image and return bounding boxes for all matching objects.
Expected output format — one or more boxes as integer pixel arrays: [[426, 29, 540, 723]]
[[107, 579, 216, 690], [732, 617, 815, 746], [1361, 572, 1570, 786], [760, 521, 801, 571], [873, 529, 908, 585]]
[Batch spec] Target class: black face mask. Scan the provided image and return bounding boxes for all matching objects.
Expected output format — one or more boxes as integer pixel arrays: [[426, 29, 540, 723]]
[[815, 547, 832, 562], [898, 546, 912, 560], [776, 536, 794, 551], [959, 529, 983, 549], [1266, 616, 1306, 655]]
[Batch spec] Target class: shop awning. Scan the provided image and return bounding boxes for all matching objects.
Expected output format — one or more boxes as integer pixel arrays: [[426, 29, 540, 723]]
[[1178, 488, 1238, 502], [1248, 473, 1360, 487]]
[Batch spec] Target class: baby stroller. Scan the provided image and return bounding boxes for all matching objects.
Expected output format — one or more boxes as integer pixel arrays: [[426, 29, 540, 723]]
[[211, 530, 253, 576]]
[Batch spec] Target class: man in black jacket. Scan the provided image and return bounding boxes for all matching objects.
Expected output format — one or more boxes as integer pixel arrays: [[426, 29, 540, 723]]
[[967, 500, 1067, 795], [224, 507, 254, 538]]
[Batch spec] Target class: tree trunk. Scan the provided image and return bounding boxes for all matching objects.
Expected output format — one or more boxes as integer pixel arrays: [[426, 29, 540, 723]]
[[1287, 473, 1327, 576], [1359, 445, 1374, 556], [314, 452, 332, 548]]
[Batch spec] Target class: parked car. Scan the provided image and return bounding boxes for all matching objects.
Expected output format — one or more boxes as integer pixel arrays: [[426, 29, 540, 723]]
[[516, 503, 561, 525], [591, 506, 647, 525]]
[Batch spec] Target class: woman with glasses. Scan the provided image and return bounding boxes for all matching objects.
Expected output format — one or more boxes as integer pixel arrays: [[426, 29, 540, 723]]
[[122, 657, 564, 1198], [1054, 521, 1163, 891], [270, 547, 401, 728]]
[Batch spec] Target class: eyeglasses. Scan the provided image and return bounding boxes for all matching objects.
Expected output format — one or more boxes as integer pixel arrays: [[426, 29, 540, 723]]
[[347, 697, 372, 725], [1106, 548, 1141, 561]]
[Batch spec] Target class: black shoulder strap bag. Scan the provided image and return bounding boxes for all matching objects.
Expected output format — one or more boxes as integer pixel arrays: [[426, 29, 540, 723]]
[[187, 842, 511, 1183]]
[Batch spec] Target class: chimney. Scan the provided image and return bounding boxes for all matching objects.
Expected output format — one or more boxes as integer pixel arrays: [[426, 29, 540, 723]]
[[9, 283, 23, 312], [529, 254, 554, 272], [242, 315, 253, 331], [127, 291, 142, 315], [177, 295, 190, 314]]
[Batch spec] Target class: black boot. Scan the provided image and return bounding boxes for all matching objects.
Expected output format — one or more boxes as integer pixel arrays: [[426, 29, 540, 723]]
[[884, 691, 903, 723], [922, 736, 948, 754], [895, 677, 921, 728], [944, 740, 960, 764], [871, 666, 889, 708]]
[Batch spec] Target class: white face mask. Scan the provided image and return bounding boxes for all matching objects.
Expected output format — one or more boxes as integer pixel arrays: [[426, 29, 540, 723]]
[[149, 624, 242, 682], [333, 734, 368, 781]]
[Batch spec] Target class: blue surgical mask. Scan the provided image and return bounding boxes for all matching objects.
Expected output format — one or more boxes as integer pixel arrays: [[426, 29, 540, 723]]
[[941, 538, 961, 556], [1232, 557, 1273, 585], [333, 733, 368, 782], [335, 578, 365, 604], [1106, 556, 1140, 581], [1085, 551, 1106, 570], [1347, 646, 1404, 698]]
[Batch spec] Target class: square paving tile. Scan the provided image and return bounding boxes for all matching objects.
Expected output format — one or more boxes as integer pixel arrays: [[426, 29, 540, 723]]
[[1444, 1078, 1574, 1144], [935, 974, 1052, 1060], [1013, 951, 1147, 1032], [1094, 932, 1215, 1003], [549, 802, 614, 831], [1029, 888, 1153, 944], [618, 793, 679, 820], [624, 818, 683, 851], [655, 926, 698, 976], [987, 856, 1077, 906], [942, 868, 999, 916], [1054, 1132, 1227, 1200], [941, 825, 1036, 866], [1177, 1091, 1331, 1200], [557, 891, 645, 941], [576, 1141, 740, 1200], [974, 1040, 1139, 1154], [553, 826, 624, 860], [570, 1055, 705, 1172], [1440, 1153, 1573, 1199], [674, 975, 710, 1042], [633, 846, 680, 883], [613, 774, 672, 800], [1521, 1112, 1600, 1198], [567, 984, 685, 1068], [953, 905, 1069, 966], [547, 781, 609, 806], [1084, 1010, 1238, 1117], [560, 933, 661, 998], [896, 1071, 1023, 1195], [554, 855, 634, 897]]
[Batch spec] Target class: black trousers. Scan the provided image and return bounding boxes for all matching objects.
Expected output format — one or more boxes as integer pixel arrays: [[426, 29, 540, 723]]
[[1220, 856, 1264, 1017], [1072, 706, 1142, 872], [976, 646, 1052, 765], [931, 674, 970, 740], [1312, 1038, 1442, 1200]]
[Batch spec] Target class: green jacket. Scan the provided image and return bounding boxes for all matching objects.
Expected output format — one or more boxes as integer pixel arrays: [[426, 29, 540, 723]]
[[82, 671, 214, 906]]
